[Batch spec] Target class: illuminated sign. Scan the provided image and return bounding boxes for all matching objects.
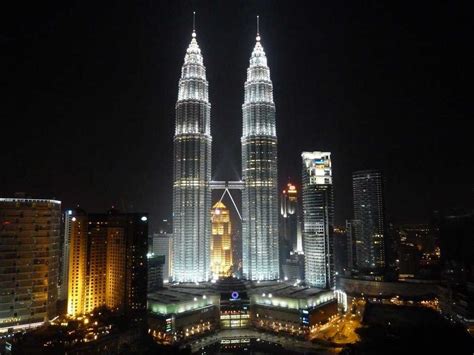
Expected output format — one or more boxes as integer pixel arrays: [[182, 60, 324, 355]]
[[165, 318, 172, 333], [231, 291, 239, 300]]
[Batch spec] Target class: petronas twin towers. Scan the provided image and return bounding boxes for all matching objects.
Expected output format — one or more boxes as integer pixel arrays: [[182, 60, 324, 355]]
[[172, 20, 279, 282]]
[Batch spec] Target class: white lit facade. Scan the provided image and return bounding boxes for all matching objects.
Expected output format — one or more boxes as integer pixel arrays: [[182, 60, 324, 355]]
[[301, 152, 335, 288], [241, 33, 279, 280], [172, 30, 212, 282]]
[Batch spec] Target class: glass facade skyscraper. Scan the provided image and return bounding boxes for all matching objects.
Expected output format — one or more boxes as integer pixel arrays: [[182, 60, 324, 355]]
[[352, 170, 386, 273], [301, 152, 335, 288], [172, 29, 212, 282], [241, 30, 279, 281]]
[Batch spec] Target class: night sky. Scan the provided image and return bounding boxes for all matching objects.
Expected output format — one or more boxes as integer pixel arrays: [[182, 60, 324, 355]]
[[2, 1, 472, 229]]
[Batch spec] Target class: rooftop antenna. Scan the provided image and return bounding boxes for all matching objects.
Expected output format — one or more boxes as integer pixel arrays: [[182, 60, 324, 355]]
[[256, 15, 260, 41], [192, 11, 196, 38]]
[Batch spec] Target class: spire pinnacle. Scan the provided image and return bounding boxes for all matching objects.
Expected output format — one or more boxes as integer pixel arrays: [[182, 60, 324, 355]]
[[192, 11, 196, 38], [256, 15, 260, 42]]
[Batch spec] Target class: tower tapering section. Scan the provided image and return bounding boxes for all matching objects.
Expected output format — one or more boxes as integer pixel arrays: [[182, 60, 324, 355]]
[[241, 26, 279, 280], [172, 29, 211, 282]]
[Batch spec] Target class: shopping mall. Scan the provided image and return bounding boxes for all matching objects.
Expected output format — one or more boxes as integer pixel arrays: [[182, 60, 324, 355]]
[[147, 278, 339, 344]]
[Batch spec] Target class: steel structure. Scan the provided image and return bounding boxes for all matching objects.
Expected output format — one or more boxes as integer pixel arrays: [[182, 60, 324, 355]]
[[172, 26, 212, 282], [241, 20, 279, 280]]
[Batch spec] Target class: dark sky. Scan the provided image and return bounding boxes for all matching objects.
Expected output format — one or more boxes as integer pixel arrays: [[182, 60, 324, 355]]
[[1, 1, 472, 229]]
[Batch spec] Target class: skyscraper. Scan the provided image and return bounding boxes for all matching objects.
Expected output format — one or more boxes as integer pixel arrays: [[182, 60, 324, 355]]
[[241, 22, 279, 281], [59, 209, 74, 302], [151, 232, 173, 282], [301, 152, 335, 288], [210, 201, 233, 278], [345, 219, 360, 272], [66, 209, 148, 317], [172, 26, 212, 282], [280, 182, 302, 257], [0, 198, 61, 328], [352, 170, 386, 274]]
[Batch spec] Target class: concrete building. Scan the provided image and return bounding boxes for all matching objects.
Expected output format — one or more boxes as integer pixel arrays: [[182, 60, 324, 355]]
[[0, 198, 61, 329], [66, 209, 148, 317], [151, 233, 173, 282], [148, 255, 165, 293], [147, 279, 337, 344]]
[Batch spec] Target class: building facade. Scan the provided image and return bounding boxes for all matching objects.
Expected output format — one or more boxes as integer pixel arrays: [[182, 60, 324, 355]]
[[66, 209, 148, 317], [301, 152, 335, 289], [280, 183, 302, 257], [172, 28, 212, 282], [0, 198, 61, 329], [148, 255, 165, 293], [148, 281, 337, 344], [151, 233, 173, 282], [241, 30, 279, 281], [210, 201, 233, 278], [352, 170, 386, 274]]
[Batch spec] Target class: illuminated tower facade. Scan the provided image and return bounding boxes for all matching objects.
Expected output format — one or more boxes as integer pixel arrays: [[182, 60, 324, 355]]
[[172, 28, 212, 283], [301, 152, 335, 288], [241, 24, 279, 280], [66, 208, 88, 316], [210, 201, 233, 278], [280, 183, 302, 256]]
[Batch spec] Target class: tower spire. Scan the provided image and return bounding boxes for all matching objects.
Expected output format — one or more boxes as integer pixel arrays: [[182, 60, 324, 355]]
[[256, 15, 260, 41], [192, 11, 196, 38]]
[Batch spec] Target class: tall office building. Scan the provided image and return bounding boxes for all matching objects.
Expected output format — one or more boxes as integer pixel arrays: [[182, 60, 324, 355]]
[[301, 152, 335, 289], [345, 219, 360, 272], [66, 209, 148, 317], [0, 198, 61, 328], [148, 255, 165, 292], [280, 182, 302, 257], [59, 209, 79, 302], [172, 27, 212, 282], [241, 25, 279, 280], [352, 170, 386, 273], [151, 232, 173, 282], [210, 201, 233, 278]]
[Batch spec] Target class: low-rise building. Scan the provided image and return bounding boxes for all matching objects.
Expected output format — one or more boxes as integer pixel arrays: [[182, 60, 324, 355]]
[[147, 279, 338, 344]]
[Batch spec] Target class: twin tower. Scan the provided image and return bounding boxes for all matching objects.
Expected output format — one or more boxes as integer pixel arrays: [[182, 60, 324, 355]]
[[172, 21, 279, 282]]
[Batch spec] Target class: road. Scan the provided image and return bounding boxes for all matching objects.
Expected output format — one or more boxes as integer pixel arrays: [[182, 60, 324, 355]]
[[184, 328, 339, 353]]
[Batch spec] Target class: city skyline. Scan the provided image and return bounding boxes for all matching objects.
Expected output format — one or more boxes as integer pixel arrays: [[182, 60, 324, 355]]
[[1, 3, 473, 352], [2, 2, 472, 231]]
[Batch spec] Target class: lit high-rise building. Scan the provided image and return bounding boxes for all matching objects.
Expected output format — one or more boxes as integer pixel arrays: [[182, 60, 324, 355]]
[[280, 183, 302, 257], [59, 209, 74, 302], [352, 170, 386, 273], [0, 198, 61, 328], [65, 208, 88, 316], [301, 152, 335, 289], [172, 25, 212, 282], [210, 201, 233, 278], [66, 209, 148, 317], [241, 22, 279, 280]]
